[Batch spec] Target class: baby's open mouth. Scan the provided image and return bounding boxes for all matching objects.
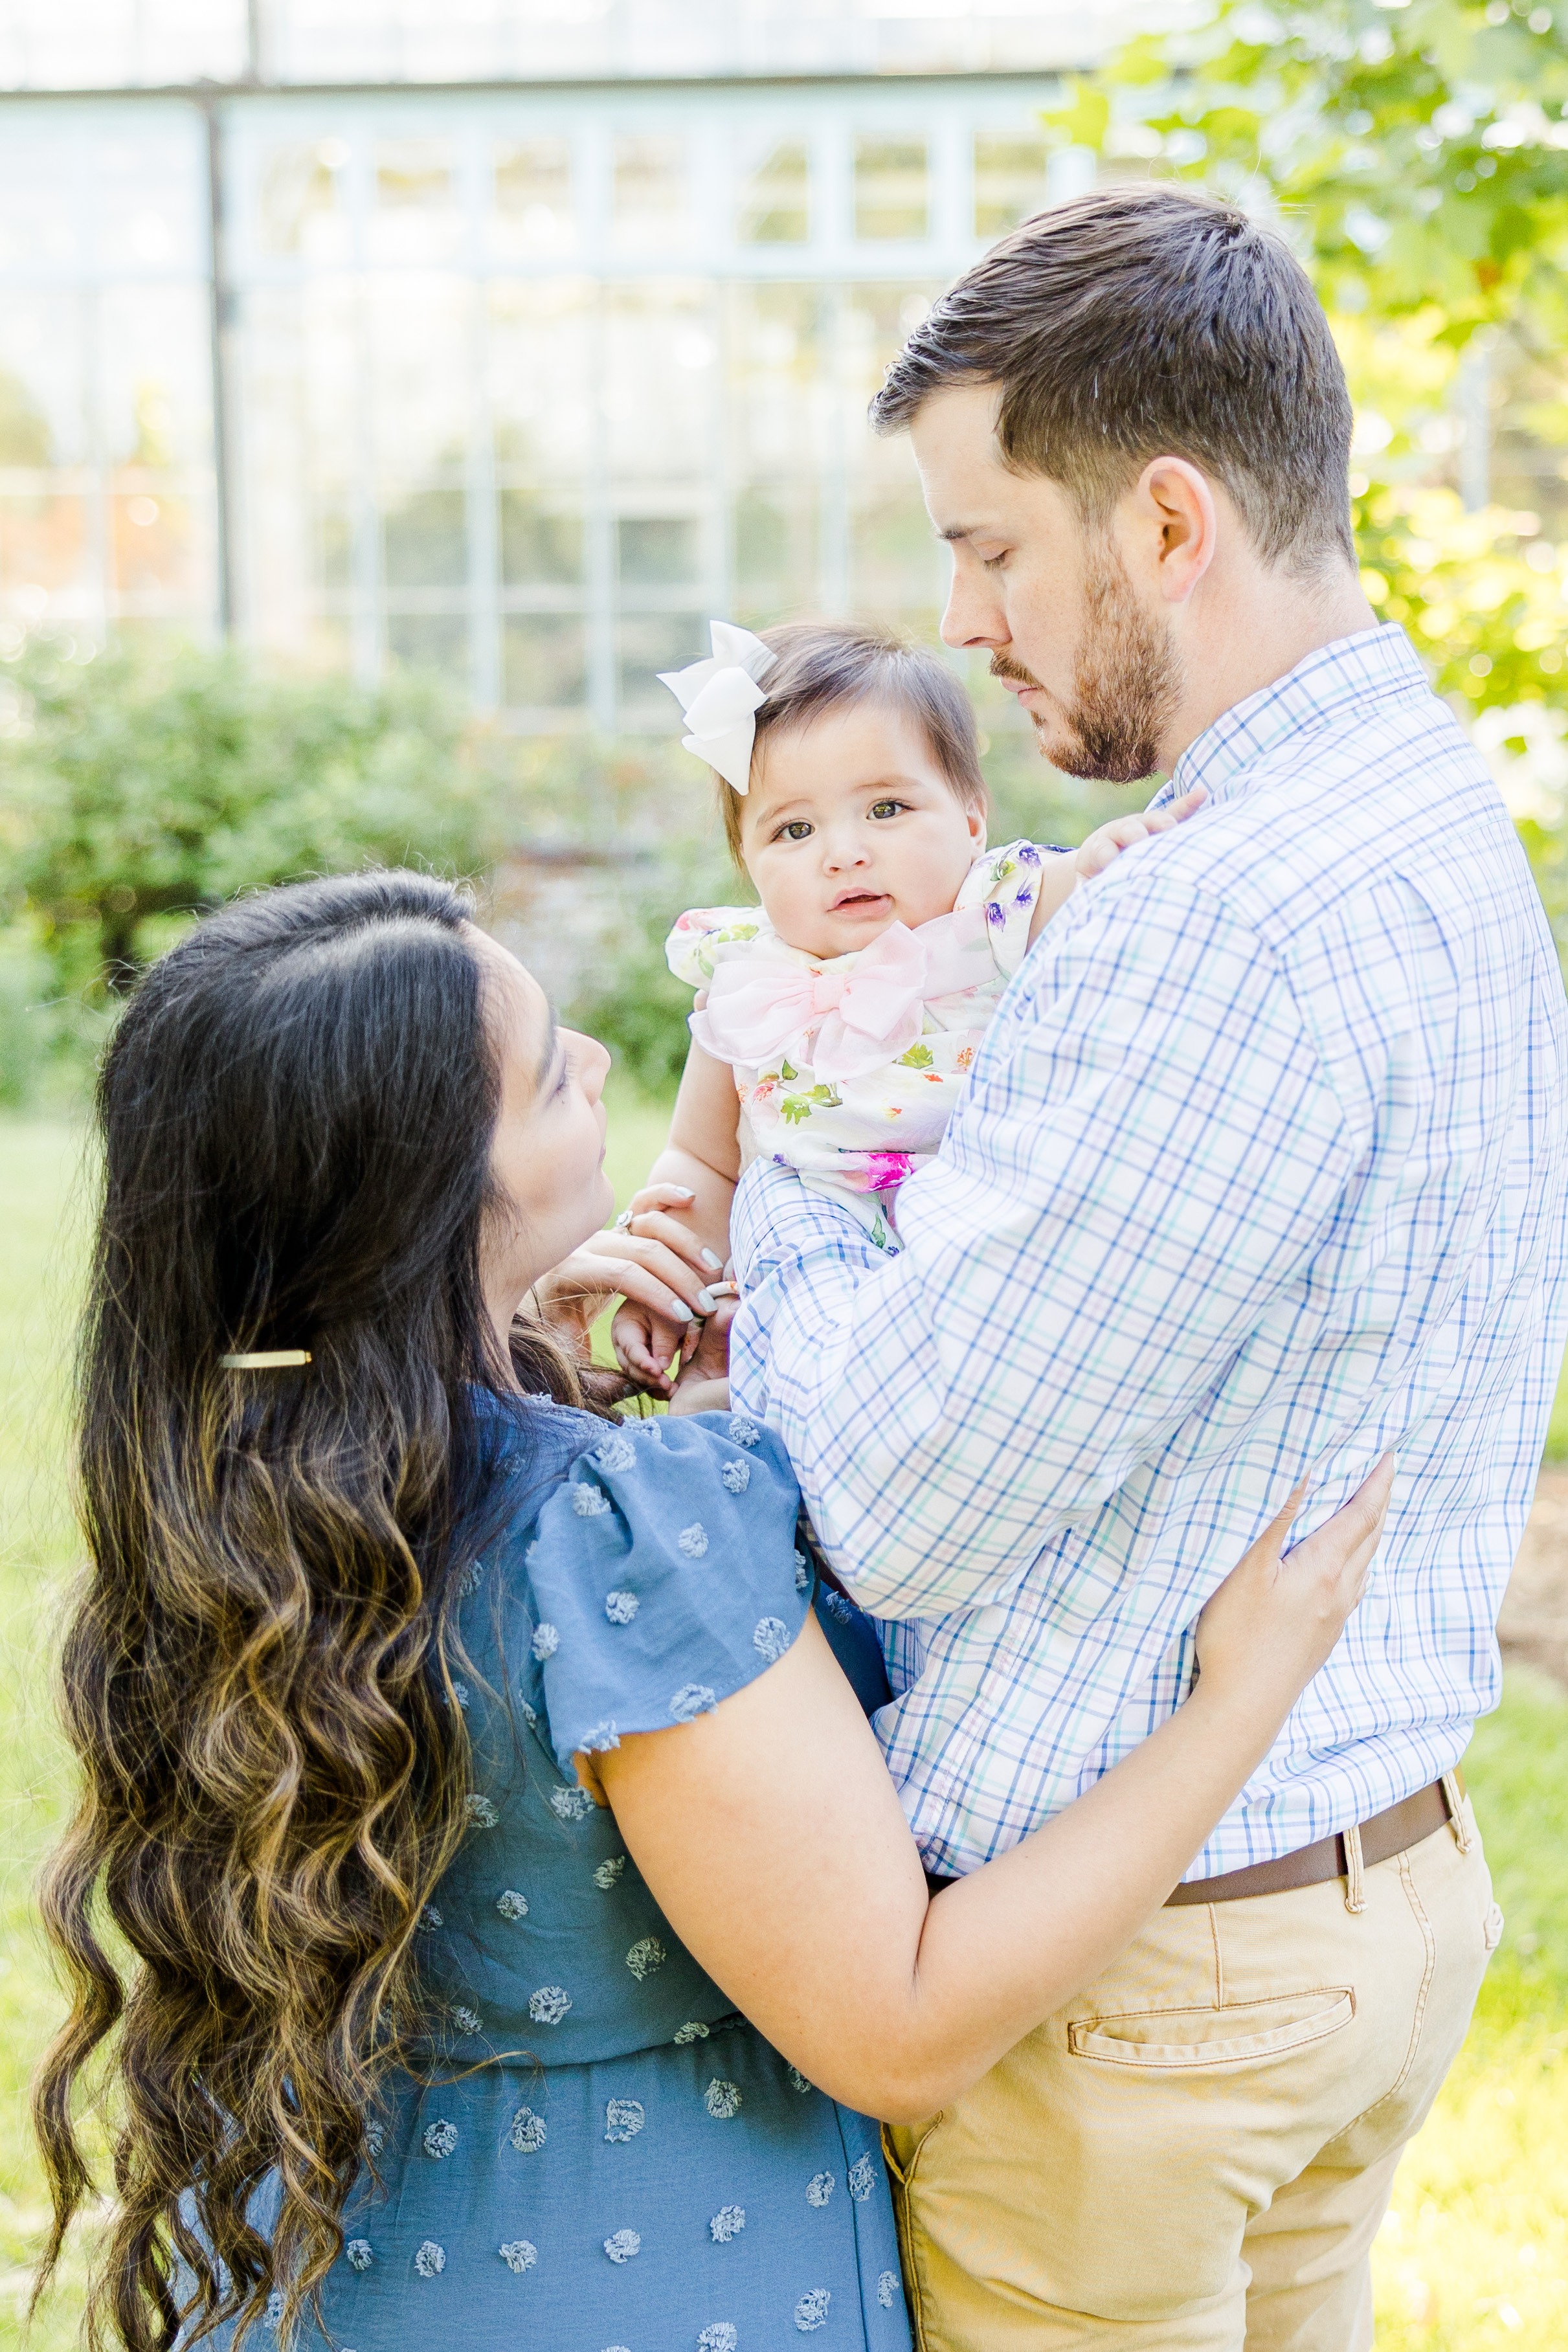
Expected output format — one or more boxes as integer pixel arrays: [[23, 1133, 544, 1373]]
[[830, 889, 892, 913]]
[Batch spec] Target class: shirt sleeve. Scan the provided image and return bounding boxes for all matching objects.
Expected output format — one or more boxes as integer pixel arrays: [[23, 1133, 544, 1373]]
[[665, 906, 765, 989], [730, 869, 1354, 1618], [523, 1411, 812, 1771]]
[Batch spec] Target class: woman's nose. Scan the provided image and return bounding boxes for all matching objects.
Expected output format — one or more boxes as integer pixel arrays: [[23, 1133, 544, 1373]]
[[565, 1028, 610, 1102]]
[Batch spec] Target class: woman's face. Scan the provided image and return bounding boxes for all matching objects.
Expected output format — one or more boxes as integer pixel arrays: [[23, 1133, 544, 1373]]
[[470, 927, 612, 1353]]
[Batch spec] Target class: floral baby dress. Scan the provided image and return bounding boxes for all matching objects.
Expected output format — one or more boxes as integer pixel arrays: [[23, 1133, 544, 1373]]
[[666, 840, 1062, 1248]]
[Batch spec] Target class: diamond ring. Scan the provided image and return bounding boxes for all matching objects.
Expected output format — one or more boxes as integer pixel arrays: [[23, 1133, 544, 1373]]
[[614, 1209, 635, 1231]]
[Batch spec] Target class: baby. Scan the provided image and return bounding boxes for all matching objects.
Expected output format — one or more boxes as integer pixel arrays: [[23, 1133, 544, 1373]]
[[612, 618, 1200, 1392]]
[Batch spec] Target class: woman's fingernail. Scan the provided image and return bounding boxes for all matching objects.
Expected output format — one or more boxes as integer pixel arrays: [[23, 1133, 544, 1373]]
[[696, 1287, 717, 1314], [673, 1187, 695, 1200], [700, 1248, 723, 1270], [669, 1301, 695, 1321]]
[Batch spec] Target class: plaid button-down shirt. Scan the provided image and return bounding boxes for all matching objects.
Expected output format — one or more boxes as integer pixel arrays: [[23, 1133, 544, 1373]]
[[730, 627, 1568, 1879]]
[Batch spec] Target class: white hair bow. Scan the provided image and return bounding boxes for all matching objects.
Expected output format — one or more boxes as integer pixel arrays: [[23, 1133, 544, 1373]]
[[658, 620, 778, 794]]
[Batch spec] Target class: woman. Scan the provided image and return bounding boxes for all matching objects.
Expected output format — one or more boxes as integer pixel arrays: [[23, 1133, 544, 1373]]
[[32, 871, 1388, 2351]]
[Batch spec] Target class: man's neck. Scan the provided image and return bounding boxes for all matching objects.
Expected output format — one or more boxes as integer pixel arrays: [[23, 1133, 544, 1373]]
[[1158, 563, 1380, 775]]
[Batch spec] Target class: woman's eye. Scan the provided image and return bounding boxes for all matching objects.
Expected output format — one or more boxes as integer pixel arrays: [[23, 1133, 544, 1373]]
[[869, 800, 907, 820], [778, 820, 813, 842]]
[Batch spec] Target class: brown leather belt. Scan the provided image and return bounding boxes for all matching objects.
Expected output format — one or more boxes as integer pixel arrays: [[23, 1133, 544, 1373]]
[[1165, 1773, 1464, 1907]]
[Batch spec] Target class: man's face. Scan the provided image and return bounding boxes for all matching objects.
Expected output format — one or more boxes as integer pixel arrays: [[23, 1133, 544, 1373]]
[[910, 383, 1182, 784]]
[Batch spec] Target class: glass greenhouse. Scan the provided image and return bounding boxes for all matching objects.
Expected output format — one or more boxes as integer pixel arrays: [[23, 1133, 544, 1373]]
[[0, 0, 1173, 727]]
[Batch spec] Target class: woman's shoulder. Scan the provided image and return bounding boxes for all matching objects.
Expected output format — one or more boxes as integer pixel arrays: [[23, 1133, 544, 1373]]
[[480, 1410, 812, 1780], [665, 903, 769, 987]]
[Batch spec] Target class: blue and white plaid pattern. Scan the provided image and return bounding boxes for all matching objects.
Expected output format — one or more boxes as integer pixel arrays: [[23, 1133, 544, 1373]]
[[731, 627, 1568, 1880]]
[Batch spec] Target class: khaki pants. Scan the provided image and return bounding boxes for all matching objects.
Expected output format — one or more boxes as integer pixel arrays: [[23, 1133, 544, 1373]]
[[886, 1800, 1501, 2351]]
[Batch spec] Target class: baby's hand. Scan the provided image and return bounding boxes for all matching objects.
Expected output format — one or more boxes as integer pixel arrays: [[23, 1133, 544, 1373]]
[[1074, 783, 1207, 880], [609, 1183, 731, 1397]]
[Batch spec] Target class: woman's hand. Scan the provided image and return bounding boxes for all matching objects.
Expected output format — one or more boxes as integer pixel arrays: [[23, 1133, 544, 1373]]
[[532, 1183, 721, 1376], [1193, 1453, 1394, 1723], [607, 1185, 732, 1396]]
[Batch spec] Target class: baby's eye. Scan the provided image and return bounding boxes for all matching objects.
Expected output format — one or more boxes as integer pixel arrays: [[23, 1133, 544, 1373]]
[[869, 800, 908, 820], [776, 819, 814, 843]]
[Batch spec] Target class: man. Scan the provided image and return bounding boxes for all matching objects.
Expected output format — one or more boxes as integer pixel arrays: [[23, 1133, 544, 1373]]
[[728, 185, 1568, 2350]]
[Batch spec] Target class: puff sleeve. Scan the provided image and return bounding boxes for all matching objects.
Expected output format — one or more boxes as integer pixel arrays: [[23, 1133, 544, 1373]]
[[524, 1411, 812, 1775], [664, 904, 765, 988]]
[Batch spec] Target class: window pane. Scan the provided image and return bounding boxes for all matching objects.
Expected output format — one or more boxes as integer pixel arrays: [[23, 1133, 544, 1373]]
[[855, 137, 928, 241], [618, 515, 699, 587], [618, 611, 706, 713], [493, 138, 576, 257], [504, 614, 588, 710], [737, 140, 809, 246], [384, 487, 467, 588], [491, 280, 596, 482], [612, 136, 689, 253], [604, 282, 717, 482], [386, 610, 469, 678], [974, 133, 1051, 241], [258, 140, 349, 261], [372, 140, 460, 263], [111, 489, 198, 602], [0, 495, 90, 599], [500, 491, 585, 587], [733, 482, 816, 615]]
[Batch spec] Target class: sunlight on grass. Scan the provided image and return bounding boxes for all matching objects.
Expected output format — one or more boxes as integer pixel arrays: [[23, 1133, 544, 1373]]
[[0, 1109, 1563, 2349]]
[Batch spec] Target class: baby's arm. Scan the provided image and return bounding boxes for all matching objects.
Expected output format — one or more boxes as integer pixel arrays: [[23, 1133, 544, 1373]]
[[1025, 785, 1207, 948], [612, 1041, 741, 1393]]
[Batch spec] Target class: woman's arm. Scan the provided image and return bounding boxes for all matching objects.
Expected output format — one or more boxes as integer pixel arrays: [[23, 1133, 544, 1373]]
[[593, 1461, 1389, 2123]]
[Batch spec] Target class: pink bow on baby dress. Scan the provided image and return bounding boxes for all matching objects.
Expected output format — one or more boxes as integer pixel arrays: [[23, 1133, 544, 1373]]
[[693, 917, 980, 1082]]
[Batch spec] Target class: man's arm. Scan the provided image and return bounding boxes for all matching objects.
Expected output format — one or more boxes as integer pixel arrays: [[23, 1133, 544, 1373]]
[[730, 873, 1355, 1617]]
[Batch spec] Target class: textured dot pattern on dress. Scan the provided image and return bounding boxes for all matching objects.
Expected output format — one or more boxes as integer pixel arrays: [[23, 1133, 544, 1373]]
[[595, 1431, 638, 1473], [498, 2239, 538, 2274], [677, 1522, 709, 1558], [344, 2239, 372, 2272], [414, 2241, 445, 2278], [704, 2079, 743, 2120], [787, 2066, 812, 2094], [418, 1904, 443, 1931], [877, 2269, 900, 2308], [603, 2228, 642, 2263], [848, 2153, 877, 2201], [699, 2327, 739, 2352], [449, 2005, 482, 2036], [572, 1484, 611, 1518], [423, 2120, 458, 2160], [593, 1854, 627, 1888], [550, 1784, 596, 1822], [532, 1622, 561, 1659], [625, 1936, 666, 1980], [794, 1549, 811, 1592], [728, 1417, 761, 1446], [604, 1589, 639, 1624], [752, 1615, 790, 1663], [805, 2170, 834, 2206], [794, 2287, 831, 2331], [720, 1457, 750, 1494], [528, 1985, 572, 2024], [710, 2204, 746, 2243], [673, 2019, 710, 2043], [465, 1794, 498, 1828], [669, 1682, 717, 1721], [495, 1888, 529, 1920], [604, 2098, 645, 2142]]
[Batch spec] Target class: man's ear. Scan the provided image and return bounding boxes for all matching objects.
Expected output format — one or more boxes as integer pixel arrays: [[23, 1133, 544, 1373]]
[[1123, 456, 1219, 607]]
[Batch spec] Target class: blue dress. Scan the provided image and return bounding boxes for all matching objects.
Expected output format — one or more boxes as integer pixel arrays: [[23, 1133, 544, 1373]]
[[266, 1402, 912, 2352]]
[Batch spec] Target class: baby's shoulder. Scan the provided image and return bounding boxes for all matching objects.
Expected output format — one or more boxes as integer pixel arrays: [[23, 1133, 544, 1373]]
[[665, 902, 768, 986], [956, 839, 1067, 975]]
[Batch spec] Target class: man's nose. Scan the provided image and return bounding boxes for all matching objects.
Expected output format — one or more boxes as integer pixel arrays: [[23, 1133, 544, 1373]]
[[941, 559, 1007, 652]]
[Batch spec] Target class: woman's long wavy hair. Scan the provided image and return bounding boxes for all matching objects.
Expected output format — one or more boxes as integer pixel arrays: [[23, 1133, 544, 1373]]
[[32, 870, 595, 2349]]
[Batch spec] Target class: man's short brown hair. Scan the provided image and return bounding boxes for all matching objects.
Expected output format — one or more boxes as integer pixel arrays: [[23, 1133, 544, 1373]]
[[871, 183, 1354, 576], [717, 620, 987, 864]]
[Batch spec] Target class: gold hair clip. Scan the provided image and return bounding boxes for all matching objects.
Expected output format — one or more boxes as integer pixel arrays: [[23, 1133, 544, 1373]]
[[219, 1350, 313, 1370]]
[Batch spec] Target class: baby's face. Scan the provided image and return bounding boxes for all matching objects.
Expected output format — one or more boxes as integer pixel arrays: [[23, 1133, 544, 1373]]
[[739, 704, 985, 960]]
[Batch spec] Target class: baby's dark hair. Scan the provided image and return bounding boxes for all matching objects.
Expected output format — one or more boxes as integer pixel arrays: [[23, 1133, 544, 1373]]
[[717, 620, 989, 864]]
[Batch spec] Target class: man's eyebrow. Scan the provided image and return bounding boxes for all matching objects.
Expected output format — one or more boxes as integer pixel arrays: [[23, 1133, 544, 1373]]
[[533, 1008, 560, 1095]]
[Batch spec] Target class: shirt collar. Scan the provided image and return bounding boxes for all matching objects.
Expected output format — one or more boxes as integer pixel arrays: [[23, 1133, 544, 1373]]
[[1161, 624, 1429, 811]]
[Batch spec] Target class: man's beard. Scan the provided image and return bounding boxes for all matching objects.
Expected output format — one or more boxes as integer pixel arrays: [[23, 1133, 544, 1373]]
[[992, 546, 1182, 784]]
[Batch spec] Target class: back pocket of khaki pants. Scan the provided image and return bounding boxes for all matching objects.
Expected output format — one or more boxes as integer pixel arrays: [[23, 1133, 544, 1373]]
[[1068, 1988, 1356, 2070]]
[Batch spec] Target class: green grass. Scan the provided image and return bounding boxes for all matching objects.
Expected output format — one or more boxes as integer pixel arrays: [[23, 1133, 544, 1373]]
[[0, 1108, 1565, 2347]]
